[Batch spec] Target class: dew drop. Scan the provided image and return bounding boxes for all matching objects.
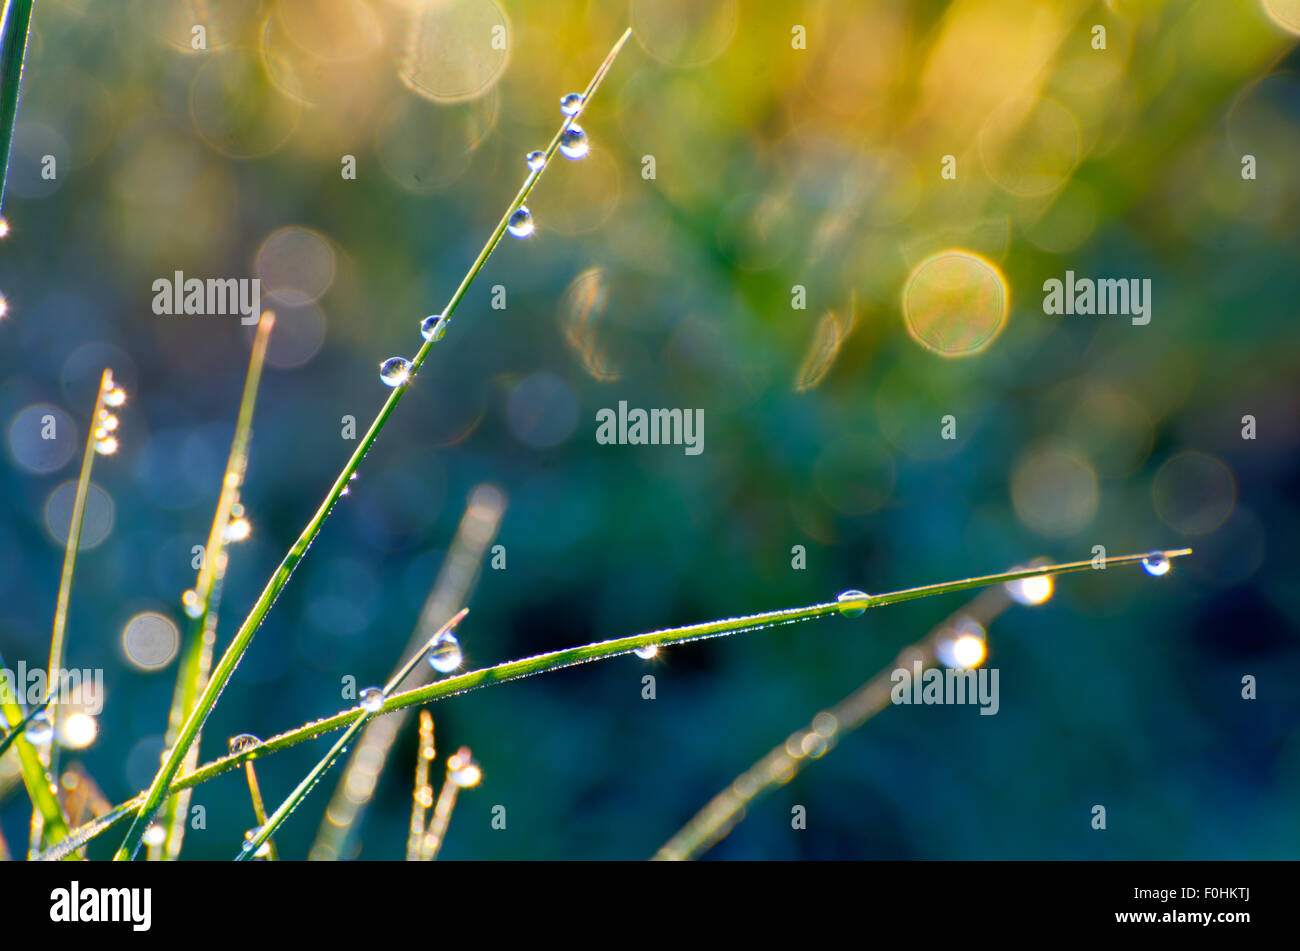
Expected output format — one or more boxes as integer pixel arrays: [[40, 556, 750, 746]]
[[98, 413, 119, 431], [507, 206, 535, 238], [103, 388, 126, 408], [243, 828, 271, 858], [448, 747, 481, 788], [359, 687, 385, 713], [0, 218, 9, 239], [524, 150, 545, 172], [836, 589, 869, 618], [224, 518, 251, 542], [228, 733, 261, 755], [94, 436, 119, 455], [181, 589, 203, 618], [379, 357, 412, 387], [143, 823, 166, 847], [558, 125, 589, 160], [420, 313, 448, 342], [1141, 552, 1171, 577], [559, 93, 584, 116], [426, 630, 463, 674], [633, 645, 658, 659], [26, 712, 53, 745]]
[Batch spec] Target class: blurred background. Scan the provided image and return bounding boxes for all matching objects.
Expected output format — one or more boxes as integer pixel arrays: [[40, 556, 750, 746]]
[[1, 0, 1299, 860]]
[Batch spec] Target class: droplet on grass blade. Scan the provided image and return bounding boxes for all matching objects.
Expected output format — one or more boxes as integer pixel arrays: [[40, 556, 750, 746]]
[[507, 207, 535, 238], [181, 589, 203, 618], [426, 630, 463, 674], [559, 125, 589, 159], [1005, 573, 1053, 605], [380, 357, 412, 387], [836, 589, 869, 618], [103, 388, 126, 408], [143, 823, 165, 847], [634, 645, 658, 659], [420, 314, 447, 342], [243, 828, 271, 858], [1141, 552, 1171, 576], [359, 687, 385, 713], [525, 150, 545, 172], [560, 93, 583, 116], [26, 712, 53, 745], [448, 747, 481, 788], [228, 733, 261, 754]]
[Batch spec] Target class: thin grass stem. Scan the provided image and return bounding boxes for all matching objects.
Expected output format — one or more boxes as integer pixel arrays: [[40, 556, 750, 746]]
[[48, 548, 1189, 859], [155, 313, 275, 861], [405, 710, 435, 861], [115, 29, 634, 861], [653, 586, 1015, 860]]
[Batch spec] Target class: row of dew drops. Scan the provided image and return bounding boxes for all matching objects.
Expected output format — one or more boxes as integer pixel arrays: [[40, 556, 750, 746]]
[[377, 93, 591, 390]]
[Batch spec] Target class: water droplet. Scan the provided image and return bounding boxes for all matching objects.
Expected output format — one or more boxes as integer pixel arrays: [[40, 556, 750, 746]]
[[181, 589, 203, 619], [94, 436, 118, 455], [359, 687, 385, 713], [224, 518, 251, 542], [228, 733, 261, 754], [420, 313, 448, 342], [1141, 552, 1171, 577], [559, 125, 589, 160], [426, 630, 463, 674], [836, 589, 869, 618], [98, 413, 119, 431], [380, 357, 412, 387], [143, 823, 166, 847], [559, 93, 584, 116], [103, 387, 126, 408], [243, 828, 271, 858], [634, 645, 658, 659], [26, 712, 53, 745], [524, 150, 545, 172], [507, 206, 535, 238], [448, 747, 481, 788], [1005, 572, 1053, 605], [0, 218, 9, 239]]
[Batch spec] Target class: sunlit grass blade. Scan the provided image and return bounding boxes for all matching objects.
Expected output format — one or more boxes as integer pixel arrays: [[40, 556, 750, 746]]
[[115, 30, 634, 862], [653, 585, 1017, 860], [0, 0, 34, 216], [0, 653, 73, 856], [0, 688, 53, 760], [236, 737, 277, 861], [27, 368, 121, 854], [154, 313, 275, 861], [56, 548, 1190, 858], [311, 483, 504, 860], [234, 609, 470, 860], [405, 710, 435, 861], [417, 746, 481, 861]]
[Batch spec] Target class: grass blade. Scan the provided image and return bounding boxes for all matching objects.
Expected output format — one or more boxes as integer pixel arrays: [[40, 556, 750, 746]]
[[404, 710, 435, 861], [0, 654, 73, 854], [115, 29, 634, 861], [0, 0, 34, 216], [56, 548, 1189, 858], [154, 313, 275, 860], [416, 747, 480, 861]]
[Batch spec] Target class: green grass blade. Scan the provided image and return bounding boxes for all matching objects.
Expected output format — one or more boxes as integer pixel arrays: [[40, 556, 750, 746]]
[[58, 548, 1189, 858], [0, 0, 34, 216], [0, 655, 74, 854], [155, 313, 275, 860], [114, 29, 635, 862]]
